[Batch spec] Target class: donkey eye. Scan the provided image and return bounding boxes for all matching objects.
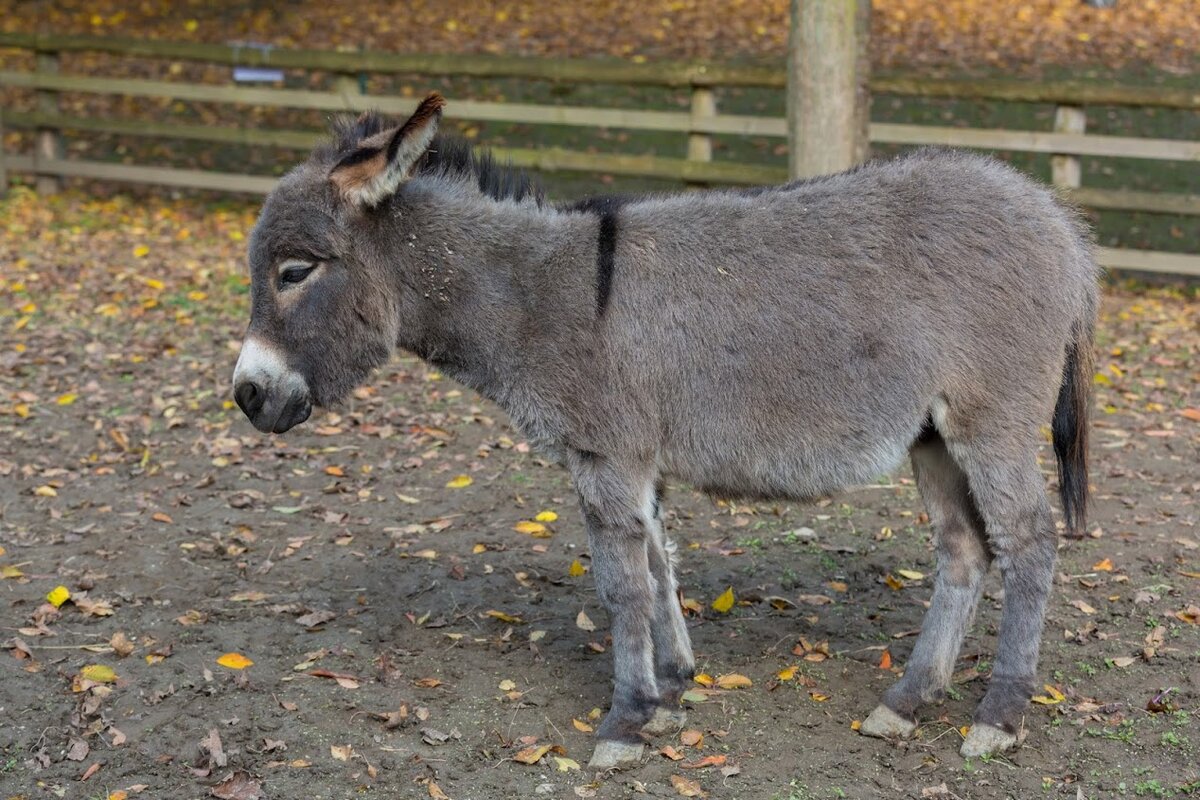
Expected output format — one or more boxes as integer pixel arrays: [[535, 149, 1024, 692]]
[[279, 263, 316, 287]]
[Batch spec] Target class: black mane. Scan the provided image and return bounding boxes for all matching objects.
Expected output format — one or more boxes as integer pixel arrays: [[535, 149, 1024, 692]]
[[322, 111, 543, 205]]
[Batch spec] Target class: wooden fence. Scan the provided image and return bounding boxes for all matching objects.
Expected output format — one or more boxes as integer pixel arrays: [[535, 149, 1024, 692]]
[[0, 32, 1197, 276]]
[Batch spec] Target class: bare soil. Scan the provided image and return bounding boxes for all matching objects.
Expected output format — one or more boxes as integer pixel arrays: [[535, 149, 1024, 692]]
[[1, 189, 1198, 799]]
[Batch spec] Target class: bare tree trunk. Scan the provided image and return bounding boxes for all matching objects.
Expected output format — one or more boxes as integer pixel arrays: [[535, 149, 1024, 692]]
[[787, 0, 869, 179]]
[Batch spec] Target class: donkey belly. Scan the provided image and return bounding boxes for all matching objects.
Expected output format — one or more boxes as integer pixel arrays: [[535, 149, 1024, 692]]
[[659, 403, 918, 503]]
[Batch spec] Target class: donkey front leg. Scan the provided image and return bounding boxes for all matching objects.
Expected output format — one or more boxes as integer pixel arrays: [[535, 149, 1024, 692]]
[[642, 485, 695, 735], [570, 454, 660, 770]]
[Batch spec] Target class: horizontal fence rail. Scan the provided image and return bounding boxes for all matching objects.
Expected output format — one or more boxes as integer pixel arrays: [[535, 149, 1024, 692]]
[[0, 32, 1196, 276]]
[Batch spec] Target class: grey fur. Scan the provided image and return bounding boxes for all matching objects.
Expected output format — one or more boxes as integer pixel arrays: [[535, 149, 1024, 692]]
[[234, 99, 1099, 765]]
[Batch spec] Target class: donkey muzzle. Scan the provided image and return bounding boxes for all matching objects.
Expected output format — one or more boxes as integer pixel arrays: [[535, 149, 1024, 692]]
[[233, 337, 312, 434]]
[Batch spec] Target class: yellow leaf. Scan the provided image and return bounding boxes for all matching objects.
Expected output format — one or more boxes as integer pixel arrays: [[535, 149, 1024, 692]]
[[513, 520, 549, 536], [850, 719, 862, 731], [446, 474, 472, 488], [896, 569, 925, 581], [12, 315, 30, 331], [1032, 684, 1066, 705], [513, 744, 553, 765], [715, 673, 752, 689], [133, 245, 150, 258], [324, 466, 345, 477], [47, 585, 71, 607], [777, 666, 796, 681], [472, 543, 487, 554], [184, 19, 198, 31], [35, 485, 58, 497], [14, 404, 29, 418], [57, 393, 78, 405], [1093, 558, 1114, 572], [81, 664, 116, 683], [553, 756, 581, 772], [143, 278, 165, 290], [498, 679, 517, 691], [572, 718, 593, 732], [535, 510, 558, 522], [693, 673, 713, 687], [217, 652, 254, 669], [711, 586, 734, 613], [809, 691, 829, 702], [883, 574, 905, 591], [0, 545, 4, 556], [826, 580, 848, 593], [568, 559, 586, 577], [109, 791, 129, 800], [485, 609, 523, 624], [2, 564, 25, 579]]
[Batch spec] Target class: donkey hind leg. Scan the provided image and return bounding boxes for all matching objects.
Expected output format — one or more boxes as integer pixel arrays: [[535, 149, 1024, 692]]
[[862, 435, 992, 740], [641, 485, 695, 735], [948, 439, 1058, 758], [571, 456, 660, 770]]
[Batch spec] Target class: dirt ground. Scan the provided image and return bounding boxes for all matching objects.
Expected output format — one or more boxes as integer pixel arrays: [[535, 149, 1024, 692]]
[[0, 187, 1198, 800]]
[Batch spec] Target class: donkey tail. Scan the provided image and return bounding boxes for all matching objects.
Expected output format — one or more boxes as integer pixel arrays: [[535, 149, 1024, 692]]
[[1051, 317, 1094, 537]]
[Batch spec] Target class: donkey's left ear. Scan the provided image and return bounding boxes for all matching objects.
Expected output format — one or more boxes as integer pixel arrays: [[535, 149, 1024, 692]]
[[329, 92, 446, 208]]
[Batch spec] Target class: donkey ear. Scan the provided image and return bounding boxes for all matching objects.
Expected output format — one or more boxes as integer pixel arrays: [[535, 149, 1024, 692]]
[[329, 92, 447, 208]]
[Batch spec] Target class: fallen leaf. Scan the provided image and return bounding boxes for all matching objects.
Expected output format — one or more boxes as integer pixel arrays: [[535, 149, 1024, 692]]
[[513, 744, 554, 764], [711, 587, 734, 614], [1070, 599, 1097, 615], [427, 780, 451, 800], [34, 485, 58, 497], [535, 510, 559, 522], [445, 474, 472, 488], [1110, 656, 1137, 668], [680, 754, 726, 769], [693, 673, 713, 687], [294, 610, 336, 628], [1093, 558, 1114, 572], [330, 744, 352, 761], [776, 666, 796, 681], [1032, 684, 1066, 704], [878, 649, 893, 670], [897, 569, 925, 581], [569, 559, 586, 577], [661, 745, 685, 761], [217, 652, 254, 669], [485, 609, 523, 624], [883, 574, 905, 591], [110, 631, 135, 657], [576, 610, 596, 632], [80, 664, 117, 683], [514, 520, 550, 536], [680, 729, 703, 747], [210, 770, 263, 800], [201, 728, 228, 768], [554, 756, 581, 772], [670, 774, 706, 797], [572, 718, 593, 732], [46, 585, 71, 608], [152, 512, 173, 524], [715, 673, 752, 689]]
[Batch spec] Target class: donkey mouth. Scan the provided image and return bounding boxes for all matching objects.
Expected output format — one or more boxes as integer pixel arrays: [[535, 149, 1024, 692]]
[[265, 394, 312, 434]]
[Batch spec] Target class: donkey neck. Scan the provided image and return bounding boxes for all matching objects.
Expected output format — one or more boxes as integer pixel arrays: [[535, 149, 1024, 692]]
[[388, 184, 601, 414]]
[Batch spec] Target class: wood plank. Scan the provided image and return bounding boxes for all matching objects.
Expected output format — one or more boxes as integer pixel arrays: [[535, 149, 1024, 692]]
[[2, 32, 1199, 107], [870, 122, 1200, 162], [13, 156, 277, 194], [1067, 187, 1200, 216], [1096, 247, 1200, 277]]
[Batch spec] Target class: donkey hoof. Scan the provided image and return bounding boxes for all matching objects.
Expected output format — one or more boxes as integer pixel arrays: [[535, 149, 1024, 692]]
[[641, 707, 687, 735], [960, 723, 1017, 758], [588, 740, 645, 771], [860, 704, 917, 740]]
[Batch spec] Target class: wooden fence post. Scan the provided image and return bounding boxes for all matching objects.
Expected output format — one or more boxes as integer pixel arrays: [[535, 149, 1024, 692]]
[[333, 71, 365, 111], [35, 49, 63, 194], [1051, 105, 1086, 189], [686, 85, 716, 186], [787, 0, 865, 178]]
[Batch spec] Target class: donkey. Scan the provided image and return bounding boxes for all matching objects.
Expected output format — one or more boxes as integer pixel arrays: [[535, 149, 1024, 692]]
[[233, 93, 1098, 769]]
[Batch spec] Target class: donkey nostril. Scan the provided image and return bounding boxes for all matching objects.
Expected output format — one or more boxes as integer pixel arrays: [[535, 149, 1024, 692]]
[[234, 381, 264, 418]]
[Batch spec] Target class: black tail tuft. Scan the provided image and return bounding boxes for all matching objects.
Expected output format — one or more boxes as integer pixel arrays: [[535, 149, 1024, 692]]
[[1051, 321, 1093, 537]]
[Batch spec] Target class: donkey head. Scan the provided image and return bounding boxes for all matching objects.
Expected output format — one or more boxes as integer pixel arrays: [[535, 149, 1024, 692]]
[[232, 93, 447, 433]]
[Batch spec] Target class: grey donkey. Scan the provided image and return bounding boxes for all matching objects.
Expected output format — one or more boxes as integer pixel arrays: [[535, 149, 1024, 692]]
[[232, 93, 1099, 768]]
